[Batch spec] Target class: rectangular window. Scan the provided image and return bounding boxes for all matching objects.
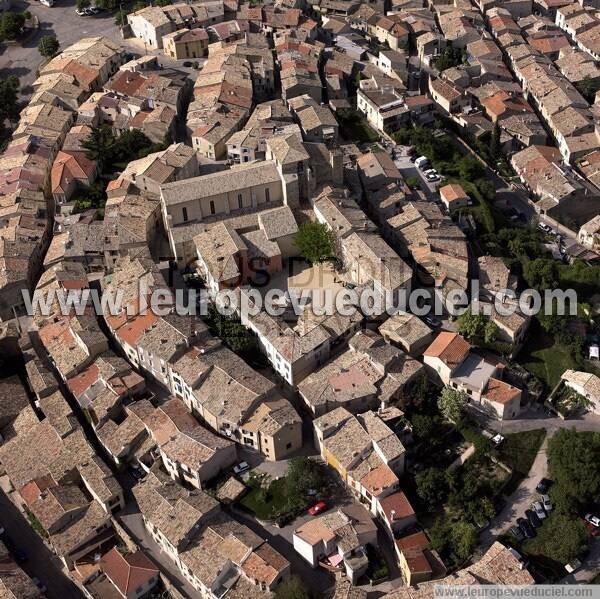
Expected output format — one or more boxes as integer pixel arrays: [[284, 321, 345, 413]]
[[182, 207, 188, 222], [238, 194, 243, 209], [210, 200, 215, 215], [265, 188, 270, 202]]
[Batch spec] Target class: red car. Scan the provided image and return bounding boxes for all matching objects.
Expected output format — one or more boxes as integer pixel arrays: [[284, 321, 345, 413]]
[[308, 501, 327, 516]]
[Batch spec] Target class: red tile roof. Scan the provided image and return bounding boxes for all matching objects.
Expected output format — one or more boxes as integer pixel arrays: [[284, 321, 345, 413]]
[[101, 548, 158, 596], [424, 332, 470, 368]]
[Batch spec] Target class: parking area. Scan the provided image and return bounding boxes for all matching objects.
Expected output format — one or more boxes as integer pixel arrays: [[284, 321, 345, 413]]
[[391, 146, 442, 198]]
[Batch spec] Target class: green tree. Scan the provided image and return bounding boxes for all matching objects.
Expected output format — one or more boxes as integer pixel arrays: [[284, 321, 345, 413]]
[[294, 222, 335, 264], [438, 388, 467, 423], [155, 0, 171, 5], [115, 7, 129, 26], [484, 321, 498, 343], [523, 258, 559, 292], [458, 155, 484, 180], [411, 413, 436, 441], [0, 11, 26, 41], [286, 457, 325, 497], [430, 519, 477, 564], [274, 575, 311, 599], [83, 125, 117, 169], [449, 520, 477, 561], [76, 0, 90, 8], [415, 467, 449, 508], [457, 310, 486, 339], [38, 35, 60, 58], [0, 76, 20, 124], [524, 513, 588, 564], [490, 121, 501, 159], [547, 429, 600, 506]]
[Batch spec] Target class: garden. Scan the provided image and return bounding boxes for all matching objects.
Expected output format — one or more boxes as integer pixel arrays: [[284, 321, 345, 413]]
[[238, 457, 331, 525], [336, 108, 379, 144]]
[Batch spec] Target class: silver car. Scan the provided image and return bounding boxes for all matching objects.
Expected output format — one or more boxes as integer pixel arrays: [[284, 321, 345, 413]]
[[532, 501, 546, 519]]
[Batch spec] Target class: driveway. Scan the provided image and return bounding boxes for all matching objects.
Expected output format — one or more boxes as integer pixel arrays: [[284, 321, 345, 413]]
[[0, 489, 83, 599]]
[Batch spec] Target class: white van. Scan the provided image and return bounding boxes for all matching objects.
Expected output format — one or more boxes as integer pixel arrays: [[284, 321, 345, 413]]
[[415, 156, 430, 169]]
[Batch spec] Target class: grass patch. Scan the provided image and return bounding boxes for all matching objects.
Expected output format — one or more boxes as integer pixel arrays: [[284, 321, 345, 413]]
[[496, 429, 546, 495], [518, 326, 578, 390], [497, 429, 546, 476], [24, 507, 48, 539], [240, 476, 302, 520]]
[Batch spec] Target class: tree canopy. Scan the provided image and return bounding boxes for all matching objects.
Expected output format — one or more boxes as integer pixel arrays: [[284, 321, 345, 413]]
[[415, 467, 449, 508], [0, 11, 25, 41], [294, 222, 335, 264], [523, 513, 588, 564], [285, 457, 326, 497], [438, 388, 467, 423], [547, 429, 600, 508], [38, 35, 60, 58], [457, 310, 498, 343], [274, 575, 311, 599]]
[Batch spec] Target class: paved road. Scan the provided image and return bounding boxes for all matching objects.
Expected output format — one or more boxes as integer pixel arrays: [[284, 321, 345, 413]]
[[0, 489, 83, 599], [480, 432, 550, 546], [119, 508, 200, 599], [487, 408, 600, 434]]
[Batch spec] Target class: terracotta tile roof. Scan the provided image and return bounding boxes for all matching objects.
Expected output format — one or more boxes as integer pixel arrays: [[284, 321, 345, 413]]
[[360, 463, 398, 497], [378, 490, 415, 522], [395, 531, 433, 575], [484, 378, 520, 404], [101, 548, 158, 596], [439, 183, 468, 202], [424, 332, 470, 368]]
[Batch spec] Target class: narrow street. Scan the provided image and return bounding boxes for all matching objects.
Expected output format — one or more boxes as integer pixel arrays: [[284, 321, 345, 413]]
[[0, 489, 83, 599]]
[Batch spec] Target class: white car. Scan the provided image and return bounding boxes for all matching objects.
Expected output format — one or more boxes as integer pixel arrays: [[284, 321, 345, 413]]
[[532, 501, 546, 520], [585, 513, 600, 527], [425, 173, 440, 182], [537, 223, 552, 234], [75, 7, 88, 15], [565, 559, 582, 574], [491, 434, 505, 446], [540, 494, 552, 512], [233, 461, 250, 475]]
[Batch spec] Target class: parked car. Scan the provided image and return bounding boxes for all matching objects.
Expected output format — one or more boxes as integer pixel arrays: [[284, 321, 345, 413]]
[[517, 517, 535, 539], [525, 508, 542, 528], [532, 501, 546, 520], [585, 513, 600, 527], [537, 223, 552, 234], [415, 156, 430, 169], [88, 6, 102, 13], [565, 558, 582, 574], [509, 526, 525, 542], [233, 461, 250, 475], [536, 478, 552, 493], [76, 8, 88, 15], [423, 315, 441, 328], [183, 61, 193, 67], [308, 501, 328, 516], [491, 434, 505, 446], [540, 494, 552, 512]]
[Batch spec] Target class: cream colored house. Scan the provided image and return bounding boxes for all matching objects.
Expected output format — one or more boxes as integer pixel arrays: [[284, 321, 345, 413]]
[[578, 215, 600, 250], [163, 28, 209, 59]]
